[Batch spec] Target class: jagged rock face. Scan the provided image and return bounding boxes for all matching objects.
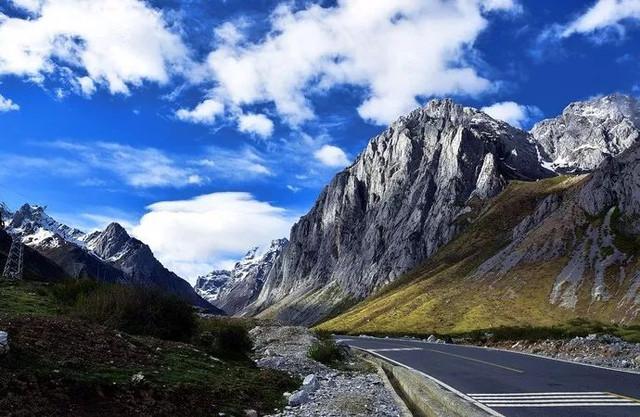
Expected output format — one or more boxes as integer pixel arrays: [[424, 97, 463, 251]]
[[194, 270, 232, 303], [195, 238, 288, 315], [85, 223, 216, 310], [251, 99, 553, 324], [8, 204, 86, 247], [532, 94, 640, 173], [579, 142, 640, 233], [471, 143, 640, 319]]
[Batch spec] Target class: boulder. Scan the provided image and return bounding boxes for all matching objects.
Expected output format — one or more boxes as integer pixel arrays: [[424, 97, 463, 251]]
[[302, 374, 319, 393], [288, 390, 310, 406], [0, 331, 8, 355]]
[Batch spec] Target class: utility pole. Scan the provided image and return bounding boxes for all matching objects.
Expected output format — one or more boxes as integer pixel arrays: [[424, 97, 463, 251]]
[[2, 236, 23, 281], [1, 211, 24, 281]]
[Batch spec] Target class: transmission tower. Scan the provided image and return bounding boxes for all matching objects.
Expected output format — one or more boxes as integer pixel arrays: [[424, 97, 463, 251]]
[[2, 236, 24, 281]]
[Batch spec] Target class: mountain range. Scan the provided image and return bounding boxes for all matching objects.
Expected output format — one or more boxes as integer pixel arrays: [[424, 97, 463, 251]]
[[1, 204, 216, 311], [5, 93, 640, 333], [204, 93, 640, 332]]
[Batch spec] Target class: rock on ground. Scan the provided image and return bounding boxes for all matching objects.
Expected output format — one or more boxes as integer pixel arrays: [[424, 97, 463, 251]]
[[487, 334, 640, 370], [0, 331, 8, 355], [251, 326, 404, 417]]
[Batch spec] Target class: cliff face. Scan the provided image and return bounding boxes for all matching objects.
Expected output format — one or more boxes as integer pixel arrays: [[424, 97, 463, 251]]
[[250, 99, 553, 324], [320, 143, 640, 335]]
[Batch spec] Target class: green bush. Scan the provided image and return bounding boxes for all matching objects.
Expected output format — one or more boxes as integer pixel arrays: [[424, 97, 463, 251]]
[[74, 284, 197, 342], [50, 279, 197, 342], [308, 339, 344, 365], [50, 279, 100, 305], [194, 318, 253, 360]]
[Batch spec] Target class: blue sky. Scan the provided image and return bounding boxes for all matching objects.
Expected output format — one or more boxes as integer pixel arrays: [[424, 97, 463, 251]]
[[0, 0, 639, 282]]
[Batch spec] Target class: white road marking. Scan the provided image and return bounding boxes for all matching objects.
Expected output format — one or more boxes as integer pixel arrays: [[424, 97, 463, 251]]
[[349, 346, 506, 417], [469, 392, 640, 408], [369, 347, 423, 352]]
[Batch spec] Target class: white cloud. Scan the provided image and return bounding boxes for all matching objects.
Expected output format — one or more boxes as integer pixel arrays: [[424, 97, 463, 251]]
[[314, 144, 350, 168], [237, 113, 274, 138], [45, 141, 204, 188], [133, 192, 297, 283], [287, 185, 301, 192], [196, 146, 274, 179], [176, 98, 224, 124], [0, 94, 19, 112], [0, 0, 188, 94], [195, 0, 518, 127], [562, 0, 640, 38], [77, 76, 96, 96], [481, 101, 542, 128]]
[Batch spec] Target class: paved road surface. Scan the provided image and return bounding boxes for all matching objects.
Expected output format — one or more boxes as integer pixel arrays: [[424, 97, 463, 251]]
[[337, 335, 640, 417]]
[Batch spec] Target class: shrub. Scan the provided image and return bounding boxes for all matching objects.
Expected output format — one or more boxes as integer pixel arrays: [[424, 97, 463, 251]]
[[308, 339, 344, 365], [74, 284, 197, 342], [194, 318, 253, 360], [50, 279, 100, 305]]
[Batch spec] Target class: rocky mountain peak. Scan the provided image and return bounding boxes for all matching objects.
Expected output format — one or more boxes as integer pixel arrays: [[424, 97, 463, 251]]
[[84, 222, 136, 262], [248, 98, 555, 324], [6, 203, 85, 246], [195, 238, 289, 313], [532, 94, 640, 173]]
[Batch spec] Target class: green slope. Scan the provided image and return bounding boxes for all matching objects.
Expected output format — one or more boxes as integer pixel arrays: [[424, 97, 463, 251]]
[[317, 175, 640, 336]]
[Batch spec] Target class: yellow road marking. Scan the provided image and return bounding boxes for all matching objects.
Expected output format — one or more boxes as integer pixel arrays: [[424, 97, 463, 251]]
[[609, 392, 640, 403], [427, 349, 524, 374]]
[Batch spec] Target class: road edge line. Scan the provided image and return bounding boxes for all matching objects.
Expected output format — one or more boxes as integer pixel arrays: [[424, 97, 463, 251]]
[[350, 346, 505, 417], [363, 336, 640, 375]]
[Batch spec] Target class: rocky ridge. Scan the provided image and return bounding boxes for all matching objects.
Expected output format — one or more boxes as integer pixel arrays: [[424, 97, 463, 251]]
[[2, 205, 214, 310], [250, 98, 553, 324], [532, 94, 640, 173], [195, 238, 288, 314]]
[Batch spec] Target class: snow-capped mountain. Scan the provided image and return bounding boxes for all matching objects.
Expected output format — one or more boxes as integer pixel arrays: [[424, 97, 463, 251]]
[[194, 270, 233, 303], [1, 205, 216, 310], [7, 204, 86, 248], [195, 238, 288, 314], [532, 94, 640, 173]]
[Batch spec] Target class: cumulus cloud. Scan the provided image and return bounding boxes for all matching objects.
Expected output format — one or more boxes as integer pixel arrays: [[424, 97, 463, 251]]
[[314, 144, 350, 168], [562, 0, 640, 38], [237, 113, 274, 138], [133, 192, 297, 282], [481, 101, 542, 128], [0, 0, 188, 94], [193, 0, 518, 127], [0, 94, 19, 112], [176, 99, 224, 124]]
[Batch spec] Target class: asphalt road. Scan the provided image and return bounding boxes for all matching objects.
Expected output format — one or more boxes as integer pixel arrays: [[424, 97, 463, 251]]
[[337, 336, 640, 417]]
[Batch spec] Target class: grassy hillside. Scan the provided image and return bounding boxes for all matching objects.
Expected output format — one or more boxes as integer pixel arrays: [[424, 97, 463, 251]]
[[0, 280, 297, 416], [317, 175, 640, 336]]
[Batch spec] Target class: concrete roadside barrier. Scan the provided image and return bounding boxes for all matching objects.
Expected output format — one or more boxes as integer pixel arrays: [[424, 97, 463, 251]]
[[359, 350, 496, 417]]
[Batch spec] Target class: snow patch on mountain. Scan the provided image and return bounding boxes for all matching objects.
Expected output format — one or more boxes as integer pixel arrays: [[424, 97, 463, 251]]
[[532, 94, 640, 173], [194, 238, 288, 314]]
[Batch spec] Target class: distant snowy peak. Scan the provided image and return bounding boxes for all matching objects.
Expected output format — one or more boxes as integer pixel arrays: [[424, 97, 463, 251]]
[[233, 238, 289, 280], [194, 270, 233, 303], [194, 238, 289, 312], [532, 94, 640, 173], [6, 204, 86, 248]]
